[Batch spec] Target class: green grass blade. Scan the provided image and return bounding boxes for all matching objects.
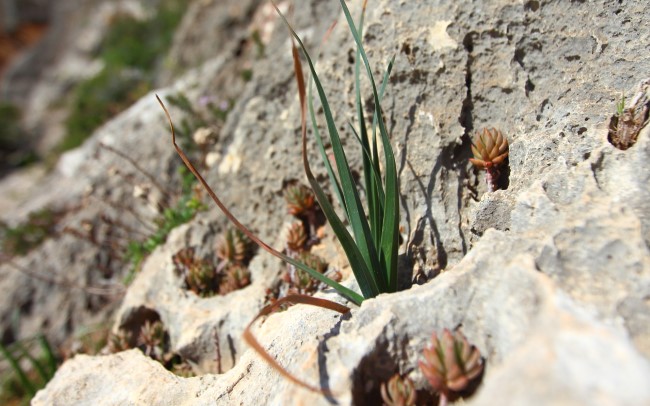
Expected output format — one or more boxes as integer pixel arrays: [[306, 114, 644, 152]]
[[371, 55, 395, 194], [339, 0, 400, 292], [367, 56, 395, 257], [16, 341, 49, 385], [0, 342, 36, 396], [347, 122, 385, 206], [306, 170, 381, 298], [353, 3, 377, 244], [38, 334, 58, 377], [308, 79, 346, 214], [274, 3, 386, 294]]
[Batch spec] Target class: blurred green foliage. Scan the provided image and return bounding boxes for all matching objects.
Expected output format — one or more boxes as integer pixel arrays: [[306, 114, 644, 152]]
[[60, 0, 187, 152], [101, 0, 186, 71], [0, 208, 62, 257], [0, 335, 58, 405], [0, 103, 22, 151], [0, 103, 39, 172], [60, 69, 150, 152]]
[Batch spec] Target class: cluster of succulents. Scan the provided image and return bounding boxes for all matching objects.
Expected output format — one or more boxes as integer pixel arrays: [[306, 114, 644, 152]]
[[215, 227, 254, 293], [376, 329, 484, 406], [279, 183, 340, 296], [469, 128, 509, 192], [173, 247, 220, 297], [173, 230, 254, 298], [419, 328, 484, 405], [107, 320, 194, 377], [218, 262, 251, 295]]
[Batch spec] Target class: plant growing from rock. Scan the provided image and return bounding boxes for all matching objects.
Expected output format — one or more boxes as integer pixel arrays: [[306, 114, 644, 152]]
[[172, 247, 220, 297], [285, 221, 308, 253], [138, 320, 167, 362], [158, 0, 401, 393], [173, 244, 251, 297], [284, 183, 319, 237], [279, 220, 340, 297], [282, 251, 335, 296], [380, 373, 417, 406], [608, 79, 650, 150], [469, 128, 509, 192], [107, 320, 191, 375], [216, 227, 253, 267], [219, 263, 251, 295], [419, 329, 484, 406], [107, 330, 131, 354], [0, 207, 65, 258]]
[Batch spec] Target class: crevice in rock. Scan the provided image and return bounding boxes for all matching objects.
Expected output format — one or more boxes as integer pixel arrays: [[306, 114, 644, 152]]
[[350, 337, 394, 406], [398, 94, 424, 276], [406, 159, 448, 277], [590, 150, 606, 190], [460, 32, 475, 136], [116, 306, 161, 348], [317, 312, 350, 404]]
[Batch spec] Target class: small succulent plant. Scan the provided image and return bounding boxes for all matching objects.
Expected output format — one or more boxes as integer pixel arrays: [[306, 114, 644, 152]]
[[380, 373, 417, 406], [289, 251, 328, 294], [185, 260, 219, 297], [138, 320, 166, 362], [172, 246, 196, 270], [285, 221, 308, 252], [219, 262, 251, 295], [108, 321, 193, 376], [216, 228, 253, 264], [173, 247, 219, 297], [283, 183, 316, 217], [469, 128, 509, 192], [419, 329, 483, 405], [107, 330, 131, 353]]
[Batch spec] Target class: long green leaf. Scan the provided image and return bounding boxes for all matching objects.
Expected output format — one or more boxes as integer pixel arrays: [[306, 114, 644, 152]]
[[16, 341, 49, 384], [0, 342, 36, 396], [38, 334, 58, 377], [308, 80, 346, 215], [353, 2, 377, 246]]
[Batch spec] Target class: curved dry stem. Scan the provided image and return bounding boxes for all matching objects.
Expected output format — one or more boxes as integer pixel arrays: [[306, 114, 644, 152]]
[[157, 94, 270, 250], [242, 294, 350, 394], [156, 95, 362, 304]]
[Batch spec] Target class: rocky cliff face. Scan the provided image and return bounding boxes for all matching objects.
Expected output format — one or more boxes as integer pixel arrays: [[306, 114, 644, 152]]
[[4, 0, 650, 404]]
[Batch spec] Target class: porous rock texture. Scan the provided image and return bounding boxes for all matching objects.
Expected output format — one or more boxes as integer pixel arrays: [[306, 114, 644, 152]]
[[24, 0, 650, 404]]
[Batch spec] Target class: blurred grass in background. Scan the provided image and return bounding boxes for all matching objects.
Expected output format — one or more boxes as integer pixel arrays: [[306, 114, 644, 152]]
[[0, 102, 38, 173], [60, 0, 188, 152]]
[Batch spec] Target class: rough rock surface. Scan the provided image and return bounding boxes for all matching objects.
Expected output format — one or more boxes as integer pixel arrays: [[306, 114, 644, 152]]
[[21, 0, 650, 404], [0, 0, 275, 349]]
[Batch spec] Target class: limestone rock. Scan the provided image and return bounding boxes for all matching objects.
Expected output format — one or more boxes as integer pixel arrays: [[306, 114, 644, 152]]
[[21, 0, 650, 404]]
